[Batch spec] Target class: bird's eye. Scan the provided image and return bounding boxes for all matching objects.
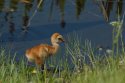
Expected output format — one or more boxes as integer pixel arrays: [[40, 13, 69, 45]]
[[58, 38, 62, 40]]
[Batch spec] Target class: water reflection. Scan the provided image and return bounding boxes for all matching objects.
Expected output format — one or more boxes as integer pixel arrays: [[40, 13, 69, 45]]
[[76, 0, 86, 19], [20, 0, 32, 4], [9, 17, 15, 35], [23, 0, 33, 11], [4, 8, 15, 21], [56, 0, 66, 28], [60, 15, 66, 28], [22, 12, 29, 31], [3, 8, 15, 36], [0, 0, 4, 12], [0, 0, 124, 40], [97, 0, 124, 21], [21, 0, 33, 31], [9, 0, 19, 11]]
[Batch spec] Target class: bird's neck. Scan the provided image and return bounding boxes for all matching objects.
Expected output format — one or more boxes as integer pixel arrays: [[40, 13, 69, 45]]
[[51, 43, 60, 55]]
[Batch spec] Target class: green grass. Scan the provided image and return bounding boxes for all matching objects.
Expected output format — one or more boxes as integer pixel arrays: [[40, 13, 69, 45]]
[[0, 35, 125, 83]]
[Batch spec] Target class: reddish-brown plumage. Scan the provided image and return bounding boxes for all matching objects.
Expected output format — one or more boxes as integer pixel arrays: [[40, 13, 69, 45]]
[[25, 33, 64, 68]]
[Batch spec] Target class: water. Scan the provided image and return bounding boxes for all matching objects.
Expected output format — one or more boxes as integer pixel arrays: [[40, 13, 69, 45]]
[[0, 0, 125, 68]]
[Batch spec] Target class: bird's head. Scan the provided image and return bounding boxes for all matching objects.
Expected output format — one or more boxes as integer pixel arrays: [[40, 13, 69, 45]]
[[51, 33, 65, 45]]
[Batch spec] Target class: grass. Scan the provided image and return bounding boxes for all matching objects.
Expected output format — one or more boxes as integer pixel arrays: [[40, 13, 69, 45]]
[[0, 33, 125, 83]]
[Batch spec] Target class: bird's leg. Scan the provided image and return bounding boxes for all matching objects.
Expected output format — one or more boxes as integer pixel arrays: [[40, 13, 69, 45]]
[[41, 64, 44, 71], [35, 57, 44, 72]]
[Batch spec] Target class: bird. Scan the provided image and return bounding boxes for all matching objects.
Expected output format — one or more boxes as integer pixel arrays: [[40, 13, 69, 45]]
[[25, 33, 65, 70]]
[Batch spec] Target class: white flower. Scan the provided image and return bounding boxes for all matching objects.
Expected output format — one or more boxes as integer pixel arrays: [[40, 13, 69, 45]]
[[106, 49, 113, 55], [110, 21, 122, 28]]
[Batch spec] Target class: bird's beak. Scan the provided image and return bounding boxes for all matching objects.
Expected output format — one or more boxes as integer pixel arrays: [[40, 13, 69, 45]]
[[59, 38, 65, 42], [61, 38, 65, 42]]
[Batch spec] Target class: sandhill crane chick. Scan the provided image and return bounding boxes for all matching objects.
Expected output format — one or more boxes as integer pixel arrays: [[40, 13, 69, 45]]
[[25, 33, 65, 70]]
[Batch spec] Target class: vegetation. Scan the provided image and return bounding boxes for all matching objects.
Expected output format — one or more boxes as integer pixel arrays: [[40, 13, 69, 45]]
[[0, 33, 125, 83]]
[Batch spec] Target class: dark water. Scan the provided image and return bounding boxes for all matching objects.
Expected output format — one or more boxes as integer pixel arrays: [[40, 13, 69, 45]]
[[0, 0, 124, 41], [0, 0, 125, 68]]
